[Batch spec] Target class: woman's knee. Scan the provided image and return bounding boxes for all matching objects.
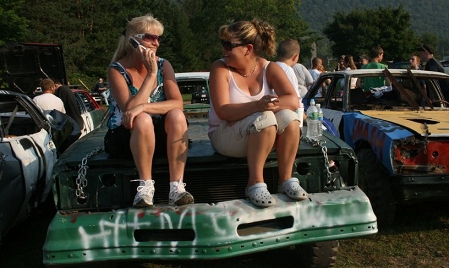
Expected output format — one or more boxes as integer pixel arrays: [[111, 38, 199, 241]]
[[275, 109, 299, 134], [165, 109, 187, 130], [132, 113, 154, 133]]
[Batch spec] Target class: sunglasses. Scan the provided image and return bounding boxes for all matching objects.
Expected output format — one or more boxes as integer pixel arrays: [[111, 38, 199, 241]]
[[221, 40, 246, 51], [134, 33, 162, 42]]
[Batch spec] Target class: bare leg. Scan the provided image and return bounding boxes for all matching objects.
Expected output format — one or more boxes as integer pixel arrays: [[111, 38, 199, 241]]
[[276, 120, 300, 184], [130, 113, 155, 180], [165, 109, 188, 182], [246, 125, 277, 188]]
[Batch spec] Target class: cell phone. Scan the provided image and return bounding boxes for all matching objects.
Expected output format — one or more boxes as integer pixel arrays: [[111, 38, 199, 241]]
[[128, 37, 146, 51]]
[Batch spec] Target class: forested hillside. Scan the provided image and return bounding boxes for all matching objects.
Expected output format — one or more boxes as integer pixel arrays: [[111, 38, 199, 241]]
[[299, 0, 449, 55]]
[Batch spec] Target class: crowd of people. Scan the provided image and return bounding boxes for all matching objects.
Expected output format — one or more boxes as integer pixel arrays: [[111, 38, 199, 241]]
[[34, 13, 445, 209]]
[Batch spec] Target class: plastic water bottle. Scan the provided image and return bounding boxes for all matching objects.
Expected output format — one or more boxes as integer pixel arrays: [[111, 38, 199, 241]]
[[316, 103, 323, 137], [306, 99, 319, 139]]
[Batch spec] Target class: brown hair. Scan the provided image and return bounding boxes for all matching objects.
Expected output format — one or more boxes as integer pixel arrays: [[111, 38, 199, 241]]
[[40, 78, 55, 92], [344, 55, 357, 70], [218, 18, 276, 56], [276, 39, 300, 61], [369, 46, 384, 59]]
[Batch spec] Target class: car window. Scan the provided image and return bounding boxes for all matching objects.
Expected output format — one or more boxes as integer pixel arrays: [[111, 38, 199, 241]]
[[309, 74, 344, 110], [348, 74, 449, 110], [1, 95, 41, 137], [74, 91, 96, 112], [177, 79, 209, 94]]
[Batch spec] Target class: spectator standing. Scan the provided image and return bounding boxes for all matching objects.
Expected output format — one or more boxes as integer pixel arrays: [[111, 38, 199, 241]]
[[335, 55, 346, 71], [409, 53, 421, 70], [276, 39, 305, 127], [292, 62, 313, 98], [344, 55, 357, 70], [53, 79, 84, 132], [208, 19, 307, 208], [357, 46, 389, 92], [275, 39, 300, 96], [104, 14, 193, 207], [33, 78, 66, 113], [309, 57, 325, 97], [344, 55, 358, 89], [417, 44, 449, 100], [357, 55, 369, 69]]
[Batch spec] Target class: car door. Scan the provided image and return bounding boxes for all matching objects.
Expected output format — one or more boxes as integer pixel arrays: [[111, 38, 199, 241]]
[[0, 93, 57, 237]]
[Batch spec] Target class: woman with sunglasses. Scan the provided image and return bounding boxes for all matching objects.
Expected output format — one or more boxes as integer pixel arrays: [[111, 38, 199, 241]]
[[208, 19, 308, 208], [104, 14, 193, 207]]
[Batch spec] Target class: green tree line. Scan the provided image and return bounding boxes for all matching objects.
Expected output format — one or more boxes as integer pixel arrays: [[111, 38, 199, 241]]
[[0, 0, 308, 87], [0, 0, 439, 87], [300, 0, 449, 61]]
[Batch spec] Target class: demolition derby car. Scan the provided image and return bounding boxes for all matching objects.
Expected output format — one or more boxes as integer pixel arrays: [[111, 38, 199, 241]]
[[305, 68, 449, 226], [0, 43, 106, 240], [43, 106, 377, 267]]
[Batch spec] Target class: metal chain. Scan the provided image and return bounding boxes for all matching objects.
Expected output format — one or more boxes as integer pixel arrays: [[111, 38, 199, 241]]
[[75, 147, 104, 200], [302, 136, 334, 186]]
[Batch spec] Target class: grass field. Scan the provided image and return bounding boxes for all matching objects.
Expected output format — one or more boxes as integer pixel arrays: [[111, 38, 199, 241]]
[[1, 201, 447, 268]]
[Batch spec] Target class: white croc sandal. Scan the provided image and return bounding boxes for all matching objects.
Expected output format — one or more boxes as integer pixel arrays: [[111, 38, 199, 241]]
[[278, 178, 308, 200], [245, 183, 276, 207]]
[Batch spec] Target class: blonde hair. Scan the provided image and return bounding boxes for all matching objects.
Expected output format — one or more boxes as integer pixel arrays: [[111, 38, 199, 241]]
[[218, 18, 276, 57], [110, 14, 164, 63]]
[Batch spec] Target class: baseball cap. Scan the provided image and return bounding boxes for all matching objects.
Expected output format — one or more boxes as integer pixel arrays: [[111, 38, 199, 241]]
[[417, 44, 434, 54]]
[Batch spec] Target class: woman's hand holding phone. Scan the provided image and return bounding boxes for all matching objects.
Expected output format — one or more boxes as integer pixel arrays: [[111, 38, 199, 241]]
[[129, 37, 157, 76]]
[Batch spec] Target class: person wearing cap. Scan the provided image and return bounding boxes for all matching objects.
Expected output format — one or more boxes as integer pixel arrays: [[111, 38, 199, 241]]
[[417, 44, 444, 73], [417, 44, 449, 100], [356, 55, 369, 69]]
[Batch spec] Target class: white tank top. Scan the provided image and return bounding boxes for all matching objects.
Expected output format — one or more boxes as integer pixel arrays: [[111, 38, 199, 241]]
[[208, 60, 272, 132]]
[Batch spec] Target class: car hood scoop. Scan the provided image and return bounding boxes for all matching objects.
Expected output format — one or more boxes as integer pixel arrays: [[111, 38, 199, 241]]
[[360, 110, 449, 137], [0, 43, 68, 96]]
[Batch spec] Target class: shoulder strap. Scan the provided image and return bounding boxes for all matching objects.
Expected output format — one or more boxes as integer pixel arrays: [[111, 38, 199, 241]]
[[157, 58, 165, 85], [110, 62, 132, 85]]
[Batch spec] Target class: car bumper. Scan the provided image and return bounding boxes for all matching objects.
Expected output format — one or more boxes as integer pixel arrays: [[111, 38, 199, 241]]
[[43, 186, 377, 266], [391, 174, 449, 202]]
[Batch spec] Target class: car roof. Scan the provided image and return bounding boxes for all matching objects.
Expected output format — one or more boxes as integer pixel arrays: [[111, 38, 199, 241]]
[[325, 69, 449, 77], [175, 72, 210, 80]]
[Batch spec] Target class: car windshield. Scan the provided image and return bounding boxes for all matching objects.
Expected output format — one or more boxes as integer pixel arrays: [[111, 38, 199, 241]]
[[309, 71, 449, 111]]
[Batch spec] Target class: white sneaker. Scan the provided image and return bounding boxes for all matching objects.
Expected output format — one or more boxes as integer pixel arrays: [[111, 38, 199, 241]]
[[133, 180, 155, 207], [169, 180, 194, 206]]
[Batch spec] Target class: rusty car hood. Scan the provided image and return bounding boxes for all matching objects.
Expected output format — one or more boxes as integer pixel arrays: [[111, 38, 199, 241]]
[[360, 110, 449, 137]]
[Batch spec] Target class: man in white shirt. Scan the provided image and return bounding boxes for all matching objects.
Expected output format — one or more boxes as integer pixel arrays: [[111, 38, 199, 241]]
[[275, 39, 300, 94], [292, 62, 313, 98], [275, 39, 305, 127], [33, 78, 66, 113]]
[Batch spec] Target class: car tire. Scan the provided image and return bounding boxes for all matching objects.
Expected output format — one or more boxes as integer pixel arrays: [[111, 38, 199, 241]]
[[357, 148, 396, 227], [297, 240, 339, 268]]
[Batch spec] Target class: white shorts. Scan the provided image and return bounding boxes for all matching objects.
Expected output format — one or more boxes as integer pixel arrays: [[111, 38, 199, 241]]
[[208, 109, 299, 157]]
